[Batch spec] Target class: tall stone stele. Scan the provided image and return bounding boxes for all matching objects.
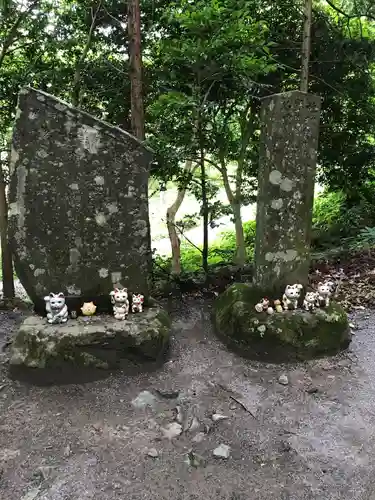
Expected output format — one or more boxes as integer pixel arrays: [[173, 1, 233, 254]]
[[254, 90, 322, 291], [8, 87, 153, 313], [213, 91, 351, 362]]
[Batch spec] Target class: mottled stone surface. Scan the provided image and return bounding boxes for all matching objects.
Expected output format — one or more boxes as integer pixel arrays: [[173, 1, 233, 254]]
[[213, 283, 351, 362], [254, 91, 321, 290], [9, 306, 170, 370], [8, 87, 152, 314]]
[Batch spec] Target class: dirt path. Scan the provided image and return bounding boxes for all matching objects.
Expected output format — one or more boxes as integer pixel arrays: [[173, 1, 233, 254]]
[[0, 300, 374, 499]]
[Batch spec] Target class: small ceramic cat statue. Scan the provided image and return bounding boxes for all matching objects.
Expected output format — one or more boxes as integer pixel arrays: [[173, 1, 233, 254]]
[[273, 299, 283, 313], [282, 284, 303, 310], [132, 293, 144, 313], [317, 282, 332, 307], [255, 297, 270, 313], [110, 287, 129, 320], [81, 301, 97, 316], [44, 292, 69, 324], [303, 291, 319, 312], [325, 280, 337, 295]]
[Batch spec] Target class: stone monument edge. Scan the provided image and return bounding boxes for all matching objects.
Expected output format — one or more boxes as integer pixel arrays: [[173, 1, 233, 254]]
[[259, 90, 322, 105], [19, 86, 154, 157]]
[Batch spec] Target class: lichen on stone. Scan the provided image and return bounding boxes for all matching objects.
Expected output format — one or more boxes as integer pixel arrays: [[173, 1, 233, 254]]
[[254, 91, 321, 290], [10, 305, 171, 370], [7, 87, 154, 314], [213, 283, 351, 362]]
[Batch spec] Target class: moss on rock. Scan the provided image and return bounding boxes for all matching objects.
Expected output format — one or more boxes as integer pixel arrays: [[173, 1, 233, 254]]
[[9, 305, 171, 370], [213, 283, 351, 362]]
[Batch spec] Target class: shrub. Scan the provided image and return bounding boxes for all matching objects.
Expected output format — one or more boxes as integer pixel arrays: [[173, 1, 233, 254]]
[[349, 226, 375, 250], [311, 190, 375, 249], [177, 220, 256, 272], [312, 191, 345, 231], [153, 187, 375, 278]]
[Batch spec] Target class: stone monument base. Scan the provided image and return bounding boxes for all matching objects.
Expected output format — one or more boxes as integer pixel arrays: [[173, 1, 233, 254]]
[[9, 306, 170, 371], [213, 283, 351, 362]]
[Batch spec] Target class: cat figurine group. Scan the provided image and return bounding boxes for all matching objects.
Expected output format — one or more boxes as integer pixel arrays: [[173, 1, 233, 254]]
[[109, 288, 145, 320], [44, 288, 145, 324], [254, 281, 334, 315]]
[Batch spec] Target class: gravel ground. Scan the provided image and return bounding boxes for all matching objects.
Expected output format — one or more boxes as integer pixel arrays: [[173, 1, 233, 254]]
[[0, 299, 374, 499]]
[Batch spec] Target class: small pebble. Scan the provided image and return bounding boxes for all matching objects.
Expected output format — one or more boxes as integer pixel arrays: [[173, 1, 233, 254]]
[[188, 416, 200, 432], [278, 374, 289, 385], [212, 413, 229, 422], [155, 389, 180, 399], [21, 486, 42, 500], [192, 432, 205, 443], [213, 444, 231, 459], [174, 405, 184, 424], [147, 448, 159, 458], [131, 391, 158, 409], [161, 422, 183, 439]]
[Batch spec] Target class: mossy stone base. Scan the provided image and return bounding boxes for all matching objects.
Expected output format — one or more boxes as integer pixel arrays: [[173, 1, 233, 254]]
[[213, 283, 351, 362], [9, 306, 170, 370]]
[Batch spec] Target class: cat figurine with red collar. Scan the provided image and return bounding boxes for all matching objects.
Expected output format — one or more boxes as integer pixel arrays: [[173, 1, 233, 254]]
[[132, 293, 144, 313]]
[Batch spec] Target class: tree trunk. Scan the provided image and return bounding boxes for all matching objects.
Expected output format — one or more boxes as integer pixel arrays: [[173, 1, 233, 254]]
[[128, 0, 145, 140], [231, 201, 246, 265], [197, 117, 208, 273], [200, 154, 208, 273], [300, 0, 312, 92], [0, 166, 14, 299], [166, 160, 193, 275], [221, 164, 246, 266]]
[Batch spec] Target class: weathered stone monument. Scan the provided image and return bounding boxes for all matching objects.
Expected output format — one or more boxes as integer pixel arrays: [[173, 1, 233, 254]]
[[9, 87, 152, 313], [8, 87, 170, 373], [213, 91, 350, 361], [254, 91, 320, 289]]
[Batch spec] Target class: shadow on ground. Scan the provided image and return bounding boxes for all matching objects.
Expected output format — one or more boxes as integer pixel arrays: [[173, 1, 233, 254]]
[[0, 298, 375, 500]]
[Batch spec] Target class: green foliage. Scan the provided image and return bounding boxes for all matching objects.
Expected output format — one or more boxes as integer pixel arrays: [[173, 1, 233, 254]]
[[157, 220, 257, 273], [157, 187, 375, 273], [1, 0, 375, 280], [253, 0, 375, 199], [311, 189, 375, 249], [146, 0, 276, 185], [176, 212, 199, 231], [349, 227, 375, 250], [312, 191, 346, 231]]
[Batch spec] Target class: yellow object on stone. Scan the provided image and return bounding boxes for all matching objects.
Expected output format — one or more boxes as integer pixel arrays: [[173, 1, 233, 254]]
[[81, 301, 97, 316]]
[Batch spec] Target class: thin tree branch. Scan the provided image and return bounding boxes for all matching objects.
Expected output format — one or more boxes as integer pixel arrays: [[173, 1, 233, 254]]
[[324, 0, 375, 21], [71, 0, 102, 106], [162, 217, 203, 254], [0, 0, 39, 68], [102, 5, 124, 27]]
